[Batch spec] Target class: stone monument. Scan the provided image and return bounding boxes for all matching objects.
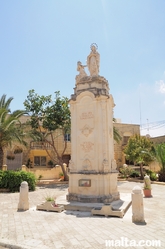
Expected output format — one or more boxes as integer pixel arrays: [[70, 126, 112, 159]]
[[67, 43, 119, 203]]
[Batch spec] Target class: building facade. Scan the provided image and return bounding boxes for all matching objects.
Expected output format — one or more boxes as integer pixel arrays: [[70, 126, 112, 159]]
[[4, 115, 141, 172]]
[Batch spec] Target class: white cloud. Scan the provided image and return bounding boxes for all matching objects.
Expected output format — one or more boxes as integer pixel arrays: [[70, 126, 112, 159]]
[[156, 80, 165, 94]]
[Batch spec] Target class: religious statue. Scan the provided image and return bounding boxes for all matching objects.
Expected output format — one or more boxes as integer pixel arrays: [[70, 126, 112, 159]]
[[87, 43, 100, 76], [76, 61, 87, 83], [77, 61, 87, 77]]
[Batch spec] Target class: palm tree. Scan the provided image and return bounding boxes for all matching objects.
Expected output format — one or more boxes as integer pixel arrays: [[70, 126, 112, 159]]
[[0, 94, 13, 112], [0, 107, 27, 168], [113, 118, 122, 143]]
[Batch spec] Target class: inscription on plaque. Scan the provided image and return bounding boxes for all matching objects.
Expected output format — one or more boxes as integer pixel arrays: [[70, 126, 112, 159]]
[[80, 112, 94, 119]]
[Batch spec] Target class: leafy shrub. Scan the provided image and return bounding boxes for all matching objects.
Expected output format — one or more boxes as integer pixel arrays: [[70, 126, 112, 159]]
[[145, 169, 158, 181], [129, 170, 140, 178], [150, 172, 158, 181], [0, 170, 36, 192], [119, 166, 133, 178], [145, 169, 152, 175]]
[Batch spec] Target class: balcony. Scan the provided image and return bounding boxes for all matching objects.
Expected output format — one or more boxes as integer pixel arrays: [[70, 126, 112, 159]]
[[30, 141, 52, 150]]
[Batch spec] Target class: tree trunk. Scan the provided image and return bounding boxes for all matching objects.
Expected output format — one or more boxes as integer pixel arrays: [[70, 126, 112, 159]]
[[59, 158, 69, 181], [140, 163, 144, 180], [0, 147, 4, 169]]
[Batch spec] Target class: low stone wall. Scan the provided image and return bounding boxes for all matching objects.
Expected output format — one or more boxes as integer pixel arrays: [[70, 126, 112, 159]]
[[2, 164, 64, 180], [22, 165, 63, 180]]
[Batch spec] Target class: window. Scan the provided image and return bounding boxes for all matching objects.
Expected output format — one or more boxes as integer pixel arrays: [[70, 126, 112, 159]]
[[34, 156, 46, 166], [64, 134, 71, 142], [122, 136, 130, 145]]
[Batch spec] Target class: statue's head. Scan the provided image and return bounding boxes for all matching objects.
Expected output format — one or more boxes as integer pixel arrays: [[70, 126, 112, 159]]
[[90, 43, 98, 52]]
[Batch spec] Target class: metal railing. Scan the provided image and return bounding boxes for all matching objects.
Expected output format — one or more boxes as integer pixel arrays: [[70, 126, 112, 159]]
[[30, 141, 52, 150]]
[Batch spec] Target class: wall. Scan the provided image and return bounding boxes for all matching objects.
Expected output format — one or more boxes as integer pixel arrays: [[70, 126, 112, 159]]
[[22, 165, 64, 180]]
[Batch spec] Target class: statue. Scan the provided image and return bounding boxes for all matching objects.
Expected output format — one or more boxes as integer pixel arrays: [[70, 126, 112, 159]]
[[76, 61, 87, 83], [87, 43, 100, 76], [77, 61, 87, 77]]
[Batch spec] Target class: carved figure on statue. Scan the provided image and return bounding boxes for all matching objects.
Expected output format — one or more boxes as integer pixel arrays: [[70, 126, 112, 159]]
[[76, 61, 87, 83], [77, 61, 87, 76], [87, 43, 100, 76]]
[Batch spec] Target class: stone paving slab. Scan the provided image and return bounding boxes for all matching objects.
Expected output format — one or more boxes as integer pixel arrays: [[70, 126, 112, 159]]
[[0, 182, 165, 249]]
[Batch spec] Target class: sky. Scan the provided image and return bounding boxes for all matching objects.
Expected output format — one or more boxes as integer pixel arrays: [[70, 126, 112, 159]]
[[0, 0, 165, 137]]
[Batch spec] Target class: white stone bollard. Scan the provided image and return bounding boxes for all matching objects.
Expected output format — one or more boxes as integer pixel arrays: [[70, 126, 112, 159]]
[[132, 185, 145, 223], [18, 181, 29, 211], [2, 165, 7, 171], [21, 165, 27, 171]]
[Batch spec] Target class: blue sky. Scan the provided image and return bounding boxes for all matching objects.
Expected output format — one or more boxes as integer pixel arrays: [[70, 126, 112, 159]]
[[0, 0, 165, 137]]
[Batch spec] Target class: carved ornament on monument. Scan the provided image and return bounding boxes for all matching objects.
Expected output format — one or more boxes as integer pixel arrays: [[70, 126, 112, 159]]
[[81, 124, 93, 137], [69, 160, 75, 172], [81, 141, 94, 153], [82, 158, 92, 171], [102, 159, 109, 173]]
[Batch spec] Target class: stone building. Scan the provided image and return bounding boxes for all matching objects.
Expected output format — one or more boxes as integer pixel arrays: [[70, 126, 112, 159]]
[[4, 115, 71, 171]]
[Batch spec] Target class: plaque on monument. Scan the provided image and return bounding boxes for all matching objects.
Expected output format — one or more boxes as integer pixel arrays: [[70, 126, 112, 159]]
[[79, 179, 91, 187]]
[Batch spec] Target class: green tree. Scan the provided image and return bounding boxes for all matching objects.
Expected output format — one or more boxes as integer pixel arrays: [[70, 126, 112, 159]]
[[24, 90, 71, 181], [124, 134, 155, 179], [0, 104, 27, 168], [154, 143, 165, 182]]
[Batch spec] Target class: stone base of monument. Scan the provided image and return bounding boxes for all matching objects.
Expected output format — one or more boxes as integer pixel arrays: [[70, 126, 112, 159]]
[[36, 202, 64, 212], [66, 193, 119, 203], [91, 201, 128, 218], [57, 193, 131, 217]]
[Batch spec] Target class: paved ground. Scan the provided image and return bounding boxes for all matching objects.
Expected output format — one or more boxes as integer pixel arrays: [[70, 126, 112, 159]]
[[0, 181, 164, 249]]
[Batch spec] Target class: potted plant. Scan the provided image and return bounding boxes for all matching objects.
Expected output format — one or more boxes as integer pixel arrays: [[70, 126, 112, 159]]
[[36, 195, 64, 212], [143, 175, 152, 197], [6, 152, 15, 160], [26, 158, 33, 168], [14, 147, 23, 154], [59, 172, 64, 180], [48, 160, 54, 168]]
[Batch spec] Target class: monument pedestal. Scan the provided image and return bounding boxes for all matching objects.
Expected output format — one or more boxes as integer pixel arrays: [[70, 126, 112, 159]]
[[67, 172, 119, 203], [67, 75, 119, 203]]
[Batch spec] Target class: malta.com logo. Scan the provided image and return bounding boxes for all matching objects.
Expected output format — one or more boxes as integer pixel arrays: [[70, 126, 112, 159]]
[[105, 237, 161, 247]]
